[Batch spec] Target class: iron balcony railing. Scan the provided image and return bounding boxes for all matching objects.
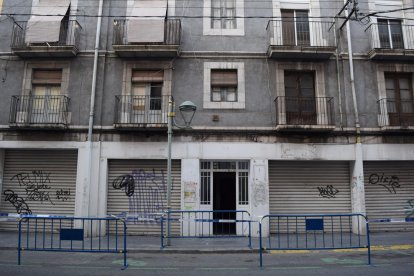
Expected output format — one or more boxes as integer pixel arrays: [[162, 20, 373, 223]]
[[112, 19, 181, 45], [365, 23, 414, 50], [266, 20, 335, 47], [9, 95, 70, 127], [275, 96, 335, 126], [377, 98, 414, 127], [114, 95, 169, 127], [11, 20, 82, 49]]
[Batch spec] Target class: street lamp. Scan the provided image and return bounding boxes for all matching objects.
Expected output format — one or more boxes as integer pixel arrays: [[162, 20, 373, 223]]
[[166, 96, 196, 245]]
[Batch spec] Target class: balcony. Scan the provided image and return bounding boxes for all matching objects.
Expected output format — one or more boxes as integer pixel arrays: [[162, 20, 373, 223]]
[[275, 96, 335, 131], [9, 95, 70, 129], [114, 95, 169, 128], [377, 98, 414, 130], [266, 20, 336, 60], [112, 19, 181, 58], [365, 23, 414, 61], [11, 20, 82, 58]]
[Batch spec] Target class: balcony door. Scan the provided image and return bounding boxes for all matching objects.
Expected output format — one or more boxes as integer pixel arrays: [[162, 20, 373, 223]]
[[281, 10, 310, 46], [130, 82, 163, 124], [30, 69, 63, 124], [377, 19, 404, 49], [385, 73, 414, 126], [284, 71, 316, 125], [126, 70, 164, 125]]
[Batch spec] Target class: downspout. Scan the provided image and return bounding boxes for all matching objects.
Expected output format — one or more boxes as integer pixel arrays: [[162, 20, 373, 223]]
[[86, 0, 104, 217], [344, 8, 361, 136], [344, 2, 366, 234], [333, 19, 344, 129]]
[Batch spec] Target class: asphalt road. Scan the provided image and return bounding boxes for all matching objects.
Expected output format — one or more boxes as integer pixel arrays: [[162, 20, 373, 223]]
[[0, 246, 413, 276]]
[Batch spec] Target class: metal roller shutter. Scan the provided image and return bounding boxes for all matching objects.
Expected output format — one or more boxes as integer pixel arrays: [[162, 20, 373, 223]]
[[0, 149, 78, 231], [107, 159, 181, 235], [364, 161, 414, 232], [269, 161, 351, 233]]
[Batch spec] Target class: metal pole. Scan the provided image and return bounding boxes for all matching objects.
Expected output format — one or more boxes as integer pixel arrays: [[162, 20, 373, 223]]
[[344, 2, 361, 133], [166, 96, 174, 246], [18, 220, 22, 265]]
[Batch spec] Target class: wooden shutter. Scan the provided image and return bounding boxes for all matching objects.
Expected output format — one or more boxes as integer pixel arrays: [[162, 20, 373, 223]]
[[32, 69, 63, 84], [132, 70, 164, 83], [211, 69, 238, 87]]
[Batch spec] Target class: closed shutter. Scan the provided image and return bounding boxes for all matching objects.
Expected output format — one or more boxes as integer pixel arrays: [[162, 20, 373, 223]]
[[107, 159, 181, 235], [0, 149, 77, 231], [26, 0, 71, 43], [269, 161, 351, 233], [132, 70, 164, 83], [211, 70, 238, 87], [32, 69, 63, 85], [127, 0, 167, 43], [364, 161, 414, 232]]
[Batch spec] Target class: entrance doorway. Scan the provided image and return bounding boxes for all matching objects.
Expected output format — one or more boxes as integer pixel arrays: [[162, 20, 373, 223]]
[[213, 172, 236, 235]]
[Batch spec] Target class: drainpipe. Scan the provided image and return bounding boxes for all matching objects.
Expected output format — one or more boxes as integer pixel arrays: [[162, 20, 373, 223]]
[[86, 0, 104, 221], [344, 2, 366, 234], [344, 10, 361, 135], [333, 19, 344, 129]]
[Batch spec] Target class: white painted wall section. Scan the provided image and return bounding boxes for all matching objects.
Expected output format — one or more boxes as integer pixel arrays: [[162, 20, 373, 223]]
[[250, 159, 269, 237]]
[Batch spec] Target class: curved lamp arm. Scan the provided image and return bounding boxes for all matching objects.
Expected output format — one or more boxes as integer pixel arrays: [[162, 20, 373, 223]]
[[170, 99, 197, 129]]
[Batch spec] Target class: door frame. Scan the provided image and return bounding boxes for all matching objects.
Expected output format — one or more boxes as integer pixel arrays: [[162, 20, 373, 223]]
[[199, 160, 250, 235]]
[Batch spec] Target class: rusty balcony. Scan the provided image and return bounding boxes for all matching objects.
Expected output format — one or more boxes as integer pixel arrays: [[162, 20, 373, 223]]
[[112, 19, 181, 58], [365, 23, 414, 60], [11, 20, 82, 58], [266, 20, 336, 59], [377, 98, 414, 129], [9, 95, 71, 129], [114, 95, 169, 128], [275, 96, 335, 131]]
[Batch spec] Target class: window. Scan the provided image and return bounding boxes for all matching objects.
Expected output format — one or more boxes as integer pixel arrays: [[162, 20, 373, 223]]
[[127, 70, 164, 124], [284, 71, 316, 125], [377, 19, 404, 49], [203, 62, 245, 109], [29, 69, 63, 123], [203, 0, 244, 36], [281, 10, 310, 46], [211, 69, 238, 102], [211, 0, 236, 29], [384, 73, 414, 126]]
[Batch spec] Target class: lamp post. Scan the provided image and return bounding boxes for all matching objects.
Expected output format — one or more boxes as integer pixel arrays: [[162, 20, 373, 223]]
[[166, 96, 196, 245]]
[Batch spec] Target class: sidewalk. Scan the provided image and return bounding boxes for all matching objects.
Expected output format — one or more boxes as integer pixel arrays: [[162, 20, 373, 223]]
[[0, 230, 412, 253]]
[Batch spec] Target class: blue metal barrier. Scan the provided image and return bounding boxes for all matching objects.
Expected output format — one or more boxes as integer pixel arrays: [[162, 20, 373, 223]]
[[161, 210, 252, 249], [259, 213, 371, 267], [17, 215, 127, 269]]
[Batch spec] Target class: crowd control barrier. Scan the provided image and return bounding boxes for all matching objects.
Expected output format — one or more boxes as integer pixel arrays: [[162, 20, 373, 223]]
[[17, 215, 127, 269], [161, 210, 252, 248], [259, 213, 371, 267]]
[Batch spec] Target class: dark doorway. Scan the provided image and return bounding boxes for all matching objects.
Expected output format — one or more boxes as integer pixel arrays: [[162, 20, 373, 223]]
[[213, 172, 236, 235]]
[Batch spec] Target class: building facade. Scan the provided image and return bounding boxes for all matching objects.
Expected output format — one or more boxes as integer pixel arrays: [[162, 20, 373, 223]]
[[0, 0, 413, 236]]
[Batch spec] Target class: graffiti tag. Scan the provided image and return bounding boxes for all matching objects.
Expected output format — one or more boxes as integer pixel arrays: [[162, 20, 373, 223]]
[[11, 171, 54, 205], [112, 168, 171, 223], [317, 185, 339, 198], [368, 173, 400, 194], [56, 189, 71, 202], [113, 175, 135, 197], [3, 190, 32, 215]]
